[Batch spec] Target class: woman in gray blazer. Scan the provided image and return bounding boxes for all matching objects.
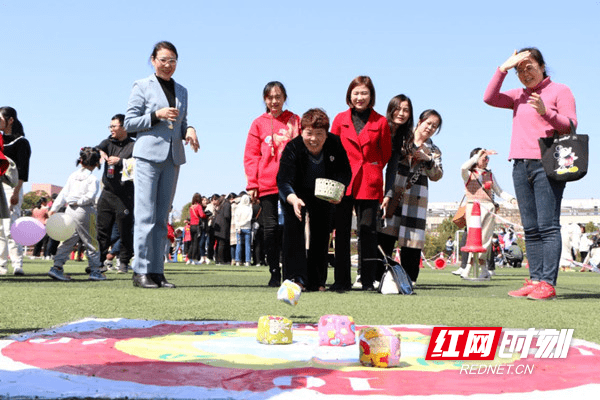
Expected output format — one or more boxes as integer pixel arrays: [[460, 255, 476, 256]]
[[124, 41, 199, 288]]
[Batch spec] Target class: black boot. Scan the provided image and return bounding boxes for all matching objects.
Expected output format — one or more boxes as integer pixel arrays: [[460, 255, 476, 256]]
[[268, 268, 281, 287], [150, 273, 176, 288], [133, 273, 159, 288]]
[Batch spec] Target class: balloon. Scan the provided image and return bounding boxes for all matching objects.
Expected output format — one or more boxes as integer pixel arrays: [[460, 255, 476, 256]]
[[45, 213, 76, 241], [10, 217, 46, 246]]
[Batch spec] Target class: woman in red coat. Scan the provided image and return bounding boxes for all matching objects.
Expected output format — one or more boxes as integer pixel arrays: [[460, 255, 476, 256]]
[[330, 76, 392, 291]]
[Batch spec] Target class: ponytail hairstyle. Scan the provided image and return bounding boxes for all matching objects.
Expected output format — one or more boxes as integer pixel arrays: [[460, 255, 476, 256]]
[[76, 147, 101, 170], [0, 106, 25, 137]]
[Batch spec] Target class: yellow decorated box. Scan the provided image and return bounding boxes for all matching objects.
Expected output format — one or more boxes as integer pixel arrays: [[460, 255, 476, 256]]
[[256, 315, 293, 345]]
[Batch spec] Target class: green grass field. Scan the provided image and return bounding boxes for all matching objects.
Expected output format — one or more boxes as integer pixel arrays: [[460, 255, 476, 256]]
[[1, 259, 599, 343]]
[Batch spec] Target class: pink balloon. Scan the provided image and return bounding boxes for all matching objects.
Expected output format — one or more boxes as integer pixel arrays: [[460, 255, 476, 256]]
[[10, 217, 46, 246]]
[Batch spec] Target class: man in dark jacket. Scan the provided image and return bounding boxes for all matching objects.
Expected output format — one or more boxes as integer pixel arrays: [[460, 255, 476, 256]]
[[96, 114, 135, 273]]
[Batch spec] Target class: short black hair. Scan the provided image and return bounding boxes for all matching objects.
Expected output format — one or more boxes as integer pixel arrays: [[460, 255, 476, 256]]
[[112, 114, 125, 125]]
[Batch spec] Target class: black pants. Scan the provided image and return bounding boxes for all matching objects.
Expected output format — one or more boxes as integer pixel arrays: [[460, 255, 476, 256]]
[[33, 234, 50, 257], [96, 191, 134, 265], [282, 197, 332, 289], [334, 196, 379, 288], [189, 224, 201, 261], [206, 226, 215, 260], [400, 246, 421, 283], [261, 194, 281, 275], [252, 226, 265, 265], [215, 238, 230, 264]]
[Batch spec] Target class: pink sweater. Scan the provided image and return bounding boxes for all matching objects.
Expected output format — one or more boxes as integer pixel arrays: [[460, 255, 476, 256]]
[[243, 110, 300, 197], [483, 68, 577, 160]]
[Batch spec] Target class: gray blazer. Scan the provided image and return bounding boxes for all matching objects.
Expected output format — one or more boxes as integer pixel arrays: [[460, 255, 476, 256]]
[[124, 74, 188, 166]]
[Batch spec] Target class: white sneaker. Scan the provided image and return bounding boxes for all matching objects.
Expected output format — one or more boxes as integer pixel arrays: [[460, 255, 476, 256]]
[[460, 266, 472, 279], [244, 262, 250, 267], [489, 270, 496, 276], [452, 268, 465, 276], [352, 275, 362, 289], [13, 267, 24, 276], [186, 260, 191, 265], [0, 266, 7, 275]]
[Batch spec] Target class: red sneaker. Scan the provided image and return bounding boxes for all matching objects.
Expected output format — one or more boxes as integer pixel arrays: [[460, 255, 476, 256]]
[[508, 280, 538, 298], [527, 281, 556, 300]]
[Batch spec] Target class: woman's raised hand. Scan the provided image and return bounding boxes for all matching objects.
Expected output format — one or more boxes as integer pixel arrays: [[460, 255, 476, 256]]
[[499, 50, 531, 73]]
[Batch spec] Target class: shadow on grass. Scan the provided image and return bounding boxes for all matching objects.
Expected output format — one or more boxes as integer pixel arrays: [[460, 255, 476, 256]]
[[558, 293, 600, 300], [415, 283, 501, 290], [183, 284, 270, 289], [0, 328, 38, 338]]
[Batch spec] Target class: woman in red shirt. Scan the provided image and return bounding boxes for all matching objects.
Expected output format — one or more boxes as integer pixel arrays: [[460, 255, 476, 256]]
[[189, 192, 206, 265], [243, 81, 300, 287], [330, 76, 392, 291]]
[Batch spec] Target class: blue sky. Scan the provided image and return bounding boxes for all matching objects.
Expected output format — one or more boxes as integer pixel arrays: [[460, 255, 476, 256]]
[[2, 0, 598, 211]]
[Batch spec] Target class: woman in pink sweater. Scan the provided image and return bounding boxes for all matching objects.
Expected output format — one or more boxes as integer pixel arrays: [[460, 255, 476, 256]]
[[484, 47, 577, 300]]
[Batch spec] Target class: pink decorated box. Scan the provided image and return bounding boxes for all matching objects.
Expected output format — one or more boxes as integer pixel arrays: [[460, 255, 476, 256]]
[[318, 314, 356, 346]]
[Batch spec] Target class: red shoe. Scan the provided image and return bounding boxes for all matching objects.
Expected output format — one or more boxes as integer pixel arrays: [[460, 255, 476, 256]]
[[508, 280, 538, 298], [527, 281, 556, 300]]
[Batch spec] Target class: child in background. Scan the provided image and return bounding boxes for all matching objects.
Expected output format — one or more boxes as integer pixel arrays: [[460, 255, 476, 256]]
[[183, 219, 192, 264], [455, 148, 516, 279], [48, 147, 104, 281]]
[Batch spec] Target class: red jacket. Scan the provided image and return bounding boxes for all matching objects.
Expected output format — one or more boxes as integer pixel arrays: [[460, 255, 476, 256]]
[[244, 110, 300, 197], [189, 203, 206, 226], [331, 109, 391, 201]]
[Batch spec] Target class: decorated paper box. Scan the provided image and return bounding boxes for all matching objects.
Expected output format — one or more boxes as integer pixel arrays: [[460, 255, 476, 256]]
[[277, 279, 302, 306], [358, 326, 402, 367], [318, 314, 356, 346], [256, 315, 293, 345]]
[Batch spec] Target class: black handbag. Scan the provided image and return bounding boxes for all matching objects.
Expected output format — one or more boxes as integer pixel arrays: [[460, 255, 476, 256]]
[[538, 120, 588, 182]]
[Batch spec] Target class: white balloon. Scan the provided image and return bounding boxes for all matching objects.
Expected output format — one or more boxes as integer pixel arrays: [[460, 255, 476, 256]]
[[45, 213, 76, 241]]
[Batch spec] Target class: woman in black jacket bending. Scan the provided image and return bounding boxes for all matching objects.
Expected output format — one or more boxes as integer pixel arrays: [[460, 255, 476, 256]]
[[277, 108, 351, 291]]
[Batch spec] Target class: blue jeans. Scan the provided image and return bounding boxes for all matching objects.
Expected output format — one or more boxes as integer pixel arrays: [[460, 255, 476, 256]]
[[198, 229, 207, 257], [236, 229, 251, 263], [512, 160, 565, 286]]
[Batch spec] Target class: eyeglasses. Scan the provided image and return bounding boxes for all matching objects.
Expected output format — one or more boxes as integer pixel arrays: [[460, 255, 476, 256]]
[[108, 125, 121, 130], [517, 64, 536, 75], [156, 57, 177, 65]]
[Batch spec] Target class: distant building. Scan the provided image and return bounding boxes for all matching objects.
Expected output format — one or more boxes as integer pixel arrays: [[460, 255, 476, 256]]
[[427, 199, 600, 232], [31, 183, 62, 197]]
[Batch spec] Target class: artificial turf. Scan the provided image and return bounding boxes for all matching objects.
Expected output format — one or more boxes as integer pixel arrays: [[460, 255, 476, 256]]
[[1, 259, 599, 344]]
